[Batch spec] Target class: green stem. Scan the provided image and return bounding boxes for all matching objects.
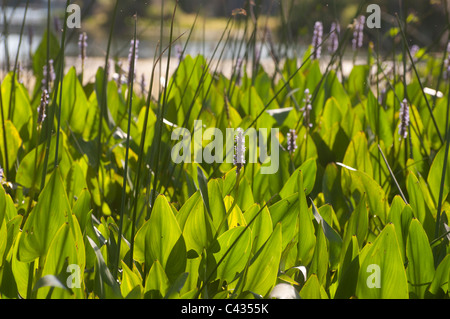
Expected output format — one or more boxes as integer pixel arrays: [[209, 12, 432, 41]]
[[54, 0, 71, 168], [435, 81, 450, 240], [114, 15, 138, 279], [395, 13, 444, 145], [378, 144, 408, 204], [149, 2, 180, 213]]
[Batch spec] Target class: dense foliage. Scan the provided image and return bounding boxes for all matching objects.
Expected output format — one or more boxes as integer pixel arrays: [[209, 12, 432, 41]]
[[0, 4, 450, 299]]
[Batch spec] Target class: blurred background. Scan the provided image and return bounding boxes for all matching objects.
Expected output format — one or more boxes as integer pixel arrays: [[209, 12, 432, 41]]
[[1, 0, 449, 61]]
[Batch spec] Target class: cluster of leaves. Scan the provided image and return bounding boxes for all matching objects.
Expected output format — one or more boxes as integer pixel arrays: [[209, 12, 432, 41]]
[[0, 25, 449, 299]]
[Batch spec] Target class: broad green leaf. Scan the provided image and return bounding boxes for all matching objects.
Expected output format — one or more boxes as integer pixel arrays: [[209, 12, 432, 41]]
[[428, 254, 450, 297], [197, 166, 211, 218], [11, 232, 32, 298], [406, 171, 435, 240], [243, 204, 273, 253], [325, 71, 351, 114], [279, 159, 317, 198], [343, 193, 368, 250], [0, 120, 22, 173], [342, 132, 373, 178], [207, 179, 227, 236], [387, 196, 412, 263], [65, 163, 88, 207], [72, 189, 92, 234], [36, 220, 85, 299], [335, 235, 360, 299], [176, 191, 201, 231], [299, 274, 328, 299], [406, 219, 435, 299], [309, 220, 328, 286], [365, 90, 393, 148], [427, 146, 450, 207], [134, 195, 186, 282], [241, 223, 282, 298], [297, 171, 316, 266], [121, 261, 143, 299], [356, 224, 409, 299], [180, 256, 201, 296], [0, 73, 32, 137], [16, 132, 72, 190], [311, 201, 342, 271], [269, 193, 297, 250], [0, 220, 6, 268], [224, 195, 247, 229], [87, 236, 121, 299], [347, 65, 370, 98], [320, 97, 344, 132], [18, 168, 71, 262], [341, 167, 388, 224], [209, 226, 251, 283], [60, 67, 89, 134], [322, 163, 348, 225]]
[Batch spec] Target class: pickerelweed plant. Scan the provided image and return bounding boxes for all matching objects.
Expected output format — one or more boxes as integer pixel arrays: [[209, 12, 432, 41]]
[[0, 0, 448, 300]]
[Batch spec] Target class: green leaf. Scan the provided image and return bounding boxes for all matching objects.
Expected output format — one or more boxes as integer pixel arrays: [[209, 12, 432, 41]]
[[36, 219, 85, 299], [18, 168, 71, 262], [197, 166, 211, 218], [347, 65, 370, 98], [87, 236, 121, 299], [279, 159, 317, 198], [0, 220, 6, 269], [406, 219, 435, 298], [365, 90, 393, 148], [244, 204, 273, 253], [11, 232, 32, 298], [60, 67, 89, 134], [311, 200, 342, 271], [269, 193, 298, 251], [121, 261, 143, 299], [335, 235, 360, 299], [299, 274, 328, 299], [65, 163, 88, 207], [72, 189, 92, 234], [181, 191, 214, 255], [342, 132, 373, 178], [356, 224, 409, 299], [16, 133, 71, 190], [322, 163, 348, 226], [428, 254, 450, 297], [1, 73, 32, 137], [0, 120, 23, 173], [427, 146, 450, 207], [343, 193, 368, 250], [406, 171, 435, 240], [136, 195, 186, 282], [309, 220, 328, 286], [297, 171, 316, 266], [340, 167, 388, 224], [208, 179, 227, 237], [209, 226, 252, 283], [144, 260, 170, 299], [387, 196, 412, 264], [241, 223, 282, 298]]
